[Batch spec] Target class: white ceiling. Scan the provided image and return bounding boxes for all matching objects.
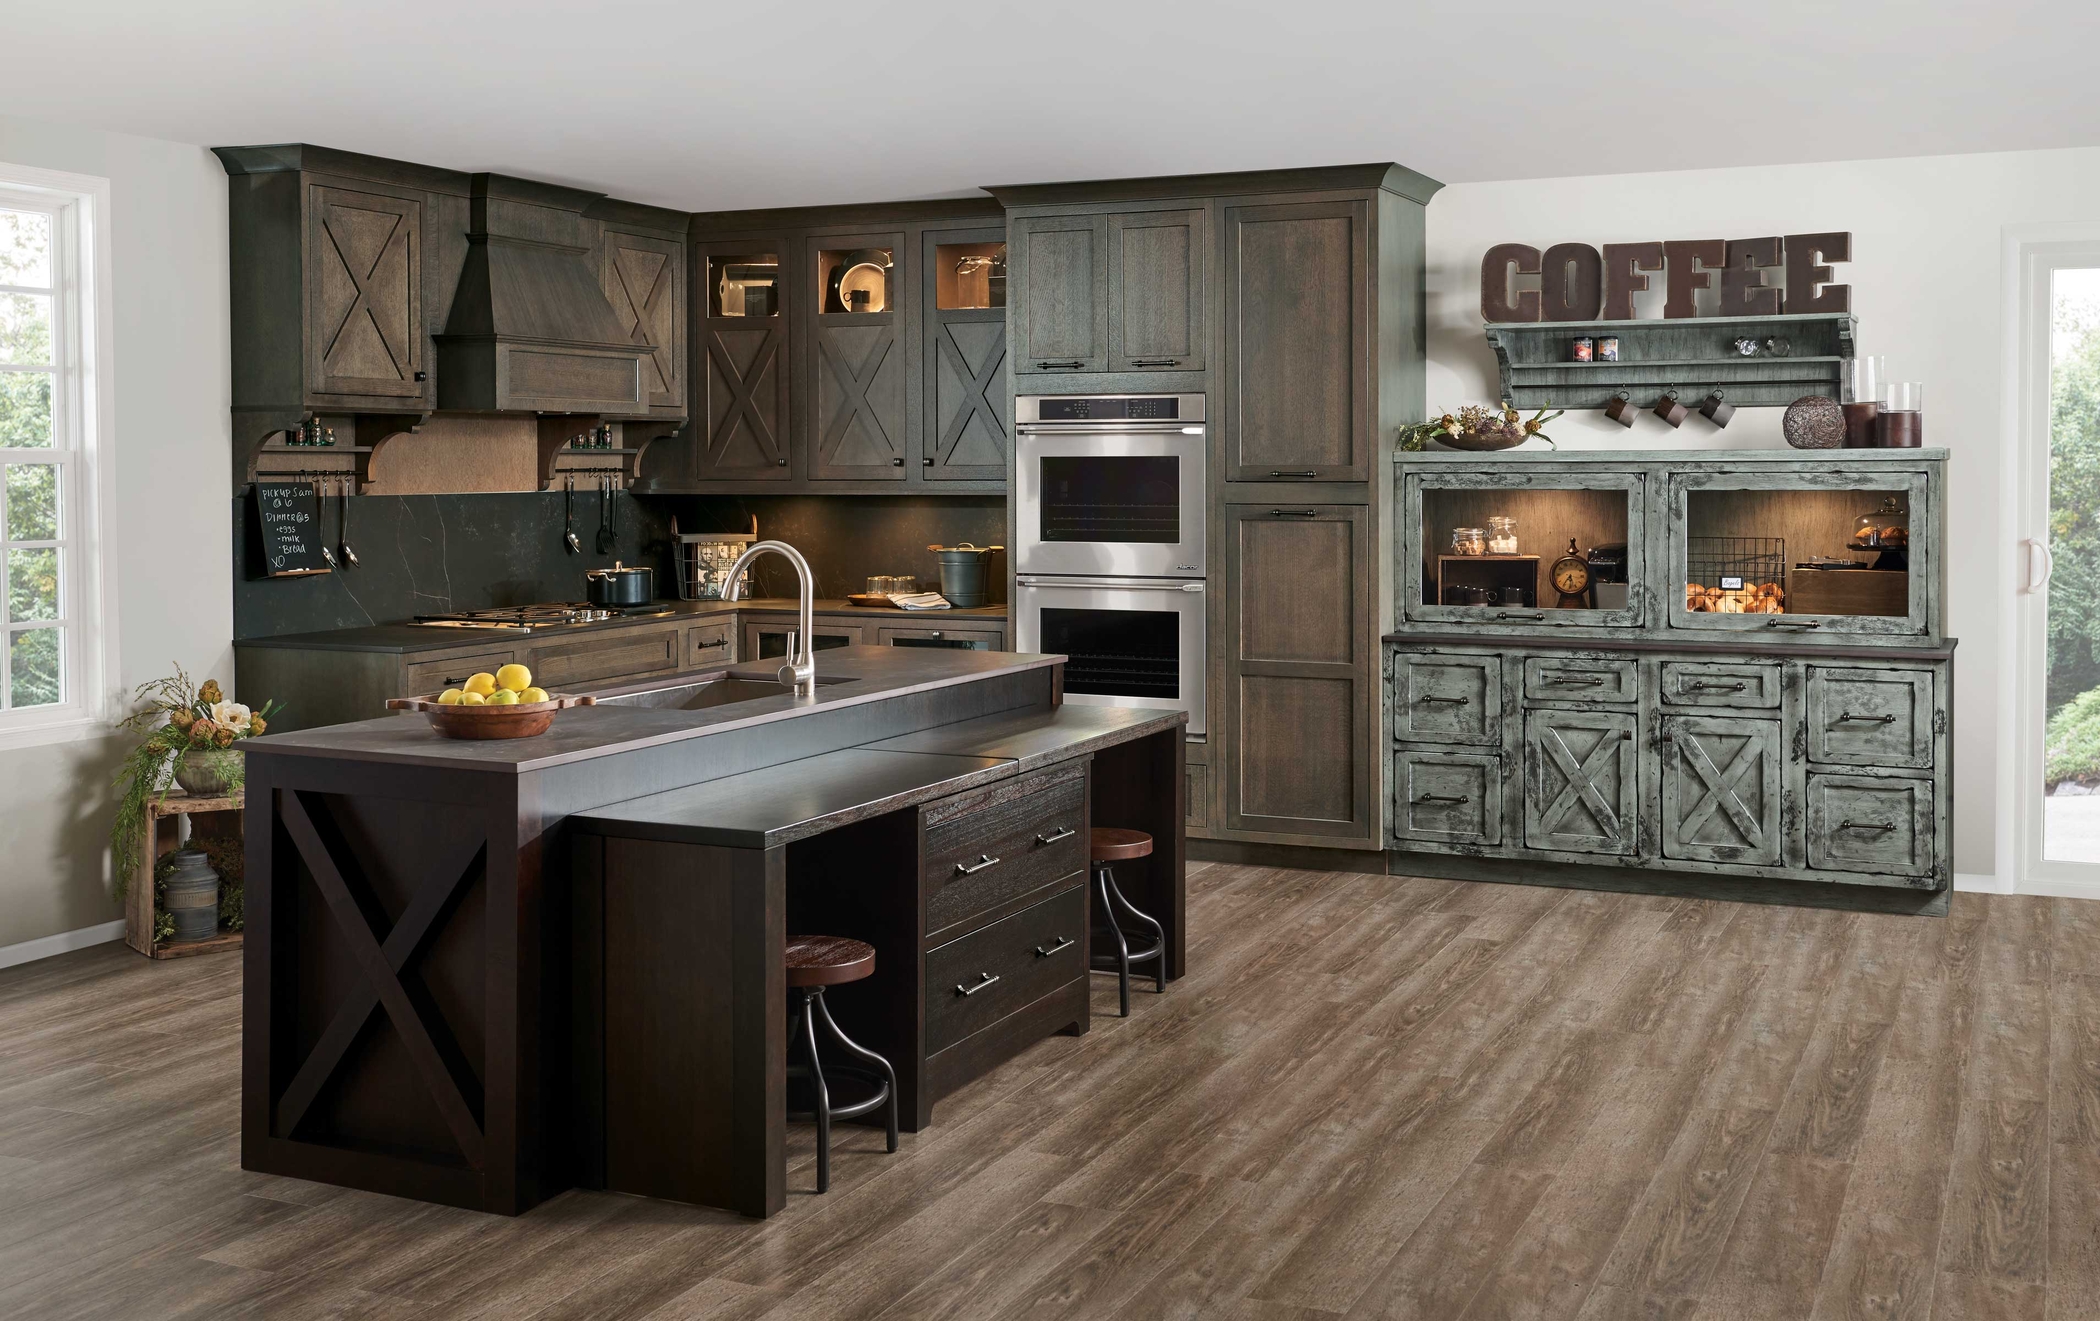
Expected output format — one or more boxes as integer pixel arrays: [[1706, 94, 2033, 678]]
[[7, 0, 2096, 211]]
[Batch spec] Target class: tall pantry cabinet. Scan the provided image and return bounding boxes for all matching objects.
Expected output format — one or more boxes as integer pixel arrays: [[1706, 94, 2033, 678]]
[[994, 164, 1440, 852]]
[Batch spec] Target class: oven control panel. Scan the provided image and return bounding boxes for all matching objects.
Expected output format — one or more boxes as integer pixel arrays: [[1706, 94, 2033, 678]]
[[1035, 396, 1181, 422]]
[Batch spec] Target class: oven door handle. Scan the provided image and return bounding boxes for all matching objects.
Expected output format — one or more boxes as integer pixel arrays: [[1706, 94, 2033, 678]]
[[1019, 577, 1205, 592]]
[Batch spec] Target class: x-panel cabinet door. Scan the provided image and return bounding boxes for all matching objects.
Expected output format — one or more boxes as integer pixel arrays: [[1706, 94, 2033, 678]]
[[1660, 714, 1784, 867], [1523, 708, 1638, 856], [306, 183, 425, 403]]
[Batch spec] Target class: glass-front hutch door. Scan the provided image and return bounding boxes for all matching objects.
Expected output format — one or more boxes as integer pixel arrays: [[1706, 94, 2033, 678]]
[[1665, 469, 1935, 638], [1401, 468, 1647, 631]]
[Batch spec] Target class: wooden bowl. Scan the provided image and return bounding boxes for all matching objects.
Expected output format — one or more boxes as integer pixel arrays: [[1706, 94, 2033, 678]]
[[385, 692, 596, 740], [1433, 429, 1528, 452], [846, 593, 900, 608]]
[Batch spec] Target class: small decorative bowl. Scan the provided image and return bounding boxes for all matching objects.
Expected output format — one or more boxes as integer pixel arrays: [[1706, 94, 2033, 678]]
[[385, 692, 596, 740], [1435, 429, 1529, 452]]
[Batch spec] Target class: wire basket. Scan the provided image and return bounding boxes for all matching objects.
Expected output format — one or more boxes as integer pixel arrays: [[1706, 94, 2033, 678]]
[[1685, 536, 1785, 590], [672, 515, 757, 601]]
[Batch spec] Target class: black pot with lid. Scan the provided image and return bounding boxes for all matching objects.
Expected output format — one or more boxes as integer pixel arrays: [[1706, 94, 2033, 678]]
[[585, 561, 654, 606]]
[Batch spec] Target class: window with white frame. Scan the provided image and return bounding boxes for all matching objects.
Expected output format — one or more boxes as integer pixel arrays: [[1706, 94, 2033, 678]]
[[0, 168, 108, 740]]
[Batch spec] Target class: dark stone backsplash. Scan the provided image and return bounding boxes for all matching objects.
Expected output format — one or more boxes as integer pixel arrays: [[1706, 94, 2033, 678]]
[[232, 491, 661, 639], [233, 490, 1008, 640]]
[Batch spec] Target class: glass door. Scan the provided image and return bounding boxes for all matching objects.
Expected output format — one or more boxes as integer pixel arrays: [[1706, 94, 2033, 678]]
[[1401, 469, 1645, 631], [2019, 243, 2100, 883]]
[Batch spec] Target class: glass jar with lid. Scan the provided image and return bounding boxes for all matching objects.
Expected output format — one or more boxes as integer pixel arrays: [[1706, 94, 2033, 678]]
[[1485, 515, 1518, 555], [1450, 527, 1487, 556], [1851, 494, 1910, 570]]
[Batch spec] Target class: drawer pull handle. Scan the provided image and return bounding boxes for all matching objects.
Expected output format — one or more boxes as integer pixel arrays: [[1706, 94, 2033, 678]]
[[1839, 819, 1897, 833], [1035, 936, 1075, 957], [1269, 470, 1319, 478], [1766, 618, 1822, 629], [1413, 793, 1470, 806], [1269, 509, 1319, 518], [1497, 611, 1546, 621], [1420, 694, 1470, 706], [956, 972, 1001, 996], [954, 854, 1002, 876], [1034, 827, 1076, 845], [1546, 675, 1605, 687], [1689, 680, 1747, 692], [1131, 358, 1181, 367], [1836, 711, 1898, 724], [1036, 360, 1084, 369]]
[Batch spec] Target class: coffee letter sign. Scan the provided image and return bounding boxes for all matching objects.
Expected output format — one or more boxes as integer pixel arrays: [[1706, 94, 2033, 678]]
[[1719, 237, 1784, 316], [255, 482, 331, 577], [1480, 243, 1543, 322], [1539, 243, 1603, 321], [1662, 239, 1726, 318], [1784, 231, 1852, 313], [1601, 242, 1666, 320]]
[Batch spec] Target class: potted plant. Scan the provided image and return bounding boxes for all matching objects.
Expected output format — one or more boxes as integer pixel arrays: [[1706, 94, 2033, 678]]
[[110, 666, 281, 899]]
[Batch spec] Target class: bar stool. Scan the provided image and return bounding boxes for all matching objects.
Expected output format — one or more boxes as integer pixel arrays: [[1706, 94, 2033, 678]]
[[1089, 828, 1166, 1017], [785, 935, 898, 1194]]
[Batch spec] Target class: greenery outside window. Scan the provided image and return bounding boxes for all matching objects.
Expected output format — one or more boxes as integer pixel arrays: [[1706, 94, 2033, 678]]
[[0, 165, 112, 748]]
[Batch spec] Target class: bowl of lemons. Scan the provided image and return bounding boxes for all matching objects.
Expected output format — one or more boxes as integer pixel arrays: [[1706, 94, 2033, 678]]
[[385, 664, 596, 740]]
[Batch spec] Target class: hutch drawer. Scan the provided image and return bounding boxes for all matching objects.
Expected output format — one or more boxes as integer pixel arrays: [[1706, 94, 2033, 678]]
[[404, 648, 518, 694], [1392, 750, 1502, 847], [1523, 656, 1637, 704], [924, 883, 1087, 1054], [1806, 773, 1935, 877], [1805, 666, 1934, 769], [922, 763, 1088, 940], [1660, 660, 1782, 710], [1392, 652, 1500, 745]]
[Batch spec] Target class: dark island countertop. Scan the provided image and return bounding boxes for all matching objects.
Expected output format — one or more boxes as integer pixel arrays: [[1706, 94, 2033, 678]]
[[234, 599, 1010, 654], [241, 645, 1059, 773], [574, 705, 1184, 848]]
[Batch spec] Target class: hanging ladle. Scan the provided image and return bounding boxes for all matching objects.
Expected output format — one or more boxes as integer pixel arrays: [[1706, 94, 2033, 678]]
[[563, 473, 582, 554], [316, 477, 336, 569], [338, 474, 359, 568]]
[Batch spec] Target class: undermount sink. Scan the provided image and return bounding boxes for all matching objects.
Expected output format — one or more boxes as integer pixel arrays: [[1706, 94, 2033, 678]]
[[598, 675, 849, 711]]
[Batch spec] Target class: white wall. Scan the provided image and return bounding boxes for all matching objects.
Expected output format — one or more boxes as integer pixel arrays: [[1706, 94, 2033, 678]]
[[1425, 145, 2100, 881], [0, 114, 229, 953]]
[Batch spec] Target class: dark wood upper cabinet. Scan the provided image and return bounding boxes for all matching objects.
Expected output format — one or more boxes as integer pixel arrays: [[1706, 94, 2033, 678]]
[[1221, 198, 1371, 481], [923, 226, 1010, 482], [1107, 208, 1204, 372], [691, 238, 792, 481], [600, 229, 687, 415], [1009, 214, 1107, 375], [809, 231, 909, 481], [305, 183, 428, 405], [1222, 504, 1376, 843]]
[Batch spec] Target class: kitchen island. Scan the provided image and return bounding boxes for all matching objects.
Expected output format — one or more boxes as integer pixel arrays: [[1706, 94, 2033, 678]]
[[240, 646, 1184, 1218]]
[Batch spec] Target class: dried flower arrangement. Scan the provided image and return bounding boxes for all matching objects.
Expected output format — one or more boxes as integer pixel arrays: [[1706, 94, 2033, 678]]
[[1403, 403, 1566, 452]]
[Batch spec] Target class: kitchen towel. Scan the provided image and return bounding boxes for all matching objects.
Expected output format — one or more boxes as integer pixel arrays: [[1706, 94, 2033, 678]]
[[889, 592, 952, 611]]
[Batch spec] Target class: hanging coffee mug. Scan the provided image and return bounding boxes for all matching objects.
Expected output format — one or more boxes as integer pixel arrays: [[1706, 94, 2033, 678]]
[[1604, 390, 1637, 427], [1699, 390, 1734, 428], [1653, 390, 1689, 428]]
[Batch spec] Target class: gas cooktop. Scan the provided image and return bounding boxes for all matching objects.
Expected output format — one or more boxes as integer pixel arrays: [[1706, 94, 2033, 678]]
[[409, 601, 676, 632]]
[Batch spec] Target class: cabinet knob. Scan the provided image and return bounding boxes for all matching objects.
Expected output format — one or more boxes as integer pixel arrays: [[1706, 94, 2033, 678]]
[[413, 371, 427, 382], [777, 458, 788, 467], [892, 457, 904, 466], [923, 457, 934, 466]]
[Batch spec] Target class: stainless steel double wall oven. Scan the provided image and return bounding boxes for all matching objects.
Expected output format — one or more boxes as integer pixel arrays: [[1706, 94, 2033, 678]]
[[1015, 394, 1207, 735]]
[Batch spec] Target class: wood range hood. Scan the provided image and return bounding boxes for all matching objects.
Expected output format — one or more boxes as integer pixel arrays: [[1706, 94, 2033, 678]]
[[435, 173, 652, 416]]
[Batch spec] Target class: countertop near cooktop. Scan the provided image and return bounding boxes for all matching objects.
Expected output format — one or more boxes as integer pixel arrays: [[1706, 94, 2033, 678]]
[[233, 598, 1011, 654]]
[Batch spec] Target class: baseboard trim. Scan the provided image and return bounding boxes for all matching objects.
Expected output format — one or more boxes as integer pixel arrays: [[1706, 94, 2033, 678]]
[[1187, 838, 1389, 874], [1954, 872, 2013, 895], [0, 918, 127, 971], [2010, 876, 2100, 900]]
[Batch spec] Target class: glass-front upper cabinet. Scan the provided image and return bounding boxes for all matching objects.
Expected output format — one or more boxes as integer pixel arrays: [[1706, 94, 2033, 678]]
[[1401, 469, 1647, 630], [817, 246, 895, 315], [1666, 469, 1935, 637], [708, 253, 779, 318], [934, 241, 1007, 310]]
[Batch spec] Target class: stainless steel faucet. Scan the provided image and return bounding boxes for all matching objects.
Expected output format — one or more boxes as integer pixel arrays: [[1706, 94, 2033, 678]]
[[723, 540, 819, 696]]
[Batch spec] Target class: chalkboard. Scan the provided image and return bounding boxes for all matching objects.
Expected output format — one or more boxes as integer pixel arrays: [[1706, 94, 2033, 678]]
[[254, 482, 331, 577]]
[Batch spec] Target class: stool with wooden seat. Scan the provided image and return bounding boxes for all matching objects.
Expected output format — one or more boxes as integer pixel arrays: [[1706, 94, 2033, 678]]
[[1089, 828, 1166, 1016], [785, 935, 898, 1194]]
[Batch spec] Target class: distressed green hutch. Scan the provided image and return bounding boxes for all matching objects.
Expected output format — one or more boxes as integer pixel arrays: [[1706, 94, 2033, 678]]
[[1383, 449, 1954, 915]]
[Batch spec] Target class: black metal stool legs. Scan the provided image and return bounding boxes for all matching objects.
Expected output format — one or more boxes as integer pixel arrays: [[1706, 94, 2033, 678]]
[[786, 985, 899, 1194], [1090, 860, 1166, 1017]]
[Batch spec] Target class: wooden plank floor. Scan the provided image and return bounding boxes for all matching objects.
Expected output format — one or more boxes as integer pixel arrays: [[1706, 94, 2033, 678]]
[[1, 863, 2092, 1320]]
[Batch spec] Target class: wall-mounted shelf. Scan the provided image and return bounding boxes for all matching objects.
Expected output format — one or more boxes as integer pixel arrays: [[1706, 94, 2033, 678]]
[[1486, 313, 1856, 410], [237, 409, 425, 492], [535, 416, 683, 491]]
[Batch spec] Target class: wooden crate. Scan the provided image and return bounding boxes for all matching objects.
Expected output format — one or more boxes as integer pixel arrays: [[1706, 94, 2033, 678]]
[[125, 791, 245, 960]]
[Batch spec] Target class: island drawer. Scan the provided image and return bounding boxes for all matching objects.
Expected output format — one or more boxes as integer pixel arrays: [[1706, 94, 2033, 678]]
[[1523, 656, 1638, 704], [925, 883, 1087, 1055], [683, 620, 733, 669], [1661, 660, 1782, 709], [922, 762, 1088, 940], [404, 648, 517, 695], [1805, 665, 1934, 769]]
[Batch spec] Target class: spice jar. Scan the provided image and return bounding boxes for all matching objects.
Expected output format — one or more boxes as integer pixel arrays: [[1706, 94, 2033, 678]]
[[1485, 516, 1518, 555], [1450, 527, 1487, 556]]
